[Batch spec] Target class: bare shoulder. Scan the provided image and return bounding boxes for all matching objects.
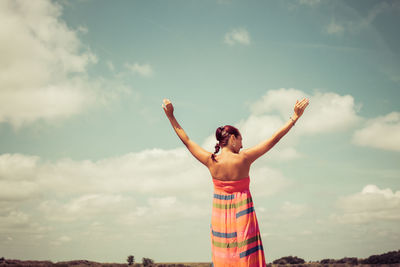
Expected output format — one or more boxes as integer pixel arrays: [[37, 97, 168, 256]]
[[239, 149, 252, 163]]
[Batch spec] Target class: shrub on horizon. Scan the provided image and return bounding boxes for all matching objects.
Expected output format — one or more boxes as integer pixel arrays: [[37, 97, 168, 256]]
[[142, 257, 154, 266], [127, 255, 135, 266], [337, 257, 358, 265], [320, 258, 335, 264], [272, 255, 305, 264]]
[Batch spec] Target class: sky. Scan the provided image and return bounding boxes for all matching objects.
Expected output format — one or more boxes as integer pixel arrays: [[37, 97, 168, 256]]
[[0, 0, 399, 264]]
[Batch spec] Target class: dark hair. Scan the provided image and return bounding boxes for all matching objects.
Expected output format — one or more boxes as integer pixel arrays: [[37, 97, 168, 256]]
[[211, 125, 241, 162]]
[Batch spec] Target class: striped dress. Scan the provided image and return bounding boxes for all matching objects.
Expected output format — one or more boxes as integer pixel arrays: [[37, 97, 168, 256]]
[[211, 177, 266, 267]]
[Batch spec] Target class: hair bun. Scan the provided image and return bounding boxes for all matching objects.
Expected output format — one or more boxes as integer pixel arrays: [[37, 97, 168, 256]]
[[211, 125, 240, 162], [215, 126, 224, 141]]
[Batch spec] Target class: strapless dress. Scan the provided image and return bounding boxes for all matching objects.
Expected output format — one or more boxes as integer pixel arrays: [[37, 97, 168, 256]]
[[211, 177, 266, 267]]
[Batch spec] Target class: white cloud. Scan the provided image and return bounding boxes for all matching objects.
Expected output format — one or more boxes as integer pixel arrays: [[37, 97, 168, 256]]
[[277, 201, 309, 219], [0, 154, 41, 201], [117, 195, 210, 228], [217, 0, 232, 4], [0, 148, 212, 226], [0, 180, 40, 201], [250, 166, 293, 197], [58, 235, 71, 243], [298, 91, 361, 135], [331, 184, 400, 224], [352, 112, 400, 152], [149, 196, 176, 209], [125, 63, 153, 77], [249, 88, 361, 136], [64, 194, 123, 214], [51, 235, 72, 246], [324, 2, 394, 36], [325, 20, 344, 35], [0, 0, 129, 128], [144, 196, 208, 220], [0, 153, 39, 179], [0, 209, 47, 237], [0, 80, 97, 128], [299, 229, 313, 235], [106, 61, 115, 72], [0, 149, 209, 201], [0, 148, 214, 256], [288, 0, 320, 10], [380, 66, 400, 83], [0, 211, 30, 229], [77, 25, 88, 34], [360, 2, 390, 28], [224, 27, 251, 46], [39, 194, 132, 222], [298, 0, 320, 6]]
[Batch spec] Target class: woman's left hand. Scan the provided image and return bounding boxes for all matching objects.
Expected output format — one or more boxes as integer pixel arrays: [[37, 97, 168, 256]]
[[162, 98, 174, 117]]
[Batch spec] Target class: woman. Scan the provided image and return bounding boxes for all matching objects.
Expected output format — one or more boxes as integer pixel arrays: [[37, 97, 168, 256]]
[[162, 97, 309, 267]]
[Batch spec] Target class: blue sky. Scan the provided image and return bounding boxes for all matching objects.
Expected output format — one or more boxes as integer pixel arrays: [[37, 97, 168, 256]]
[[0, 0, 399, 264]]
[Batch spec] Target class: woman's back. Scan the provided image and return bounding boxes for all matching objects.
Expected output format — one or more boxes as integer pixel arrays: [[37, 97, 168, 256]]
[[208, 150, 250, 181]]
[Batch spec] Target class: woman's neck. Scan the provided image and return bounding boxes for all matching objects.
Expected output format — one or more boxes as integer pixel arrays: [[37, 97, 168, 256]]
[[221, 146, 235, 154]]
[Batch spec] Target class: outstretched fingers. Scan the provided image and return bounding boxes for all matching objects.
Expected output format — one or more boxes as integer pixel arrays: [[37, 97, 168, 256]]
[[162, 98, 174, 117], [298, 98, 309, 109], [162, 98, 170, 108], [163, 98, 171, 105]]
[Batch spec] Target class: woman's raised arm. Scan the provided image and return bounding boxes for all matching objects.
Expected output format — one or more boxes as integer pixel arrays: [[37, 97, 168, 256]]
[[242, 98, 309, 164], [162, 98, 212, 166]]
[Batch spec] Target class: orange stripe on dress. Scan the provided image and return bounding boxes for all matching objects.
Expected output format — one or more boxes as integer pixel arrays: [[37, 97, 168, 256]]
[[212, 177, 250, 194]]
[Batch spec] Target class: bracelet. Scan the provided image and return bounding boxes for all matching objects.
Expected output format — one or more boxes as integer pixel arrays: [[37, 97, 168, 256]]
[[290, 117, 296, 126]]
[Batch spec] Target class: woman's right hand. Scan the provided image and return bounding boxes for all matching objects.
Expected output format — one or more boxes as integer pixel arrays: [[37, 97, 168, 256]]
[[293, 98, 309, 118], [162, 98, 174, 118]]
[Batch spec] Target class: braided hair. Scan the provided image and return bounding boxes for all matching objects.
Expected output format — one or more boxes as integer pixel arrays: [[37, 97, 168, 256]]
[[211, 125, 240, 162]]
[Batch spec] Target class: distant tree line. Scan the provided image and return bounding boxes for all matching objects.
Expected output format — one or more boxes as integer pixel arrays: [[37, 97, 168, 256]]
[[360, 249, 400, 264], [271, 249, 400, 265], [126, 256, 190, 267], [2, 249, 400, 266], [320, 257, 358, 265], [319, 250, 400, 265]]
